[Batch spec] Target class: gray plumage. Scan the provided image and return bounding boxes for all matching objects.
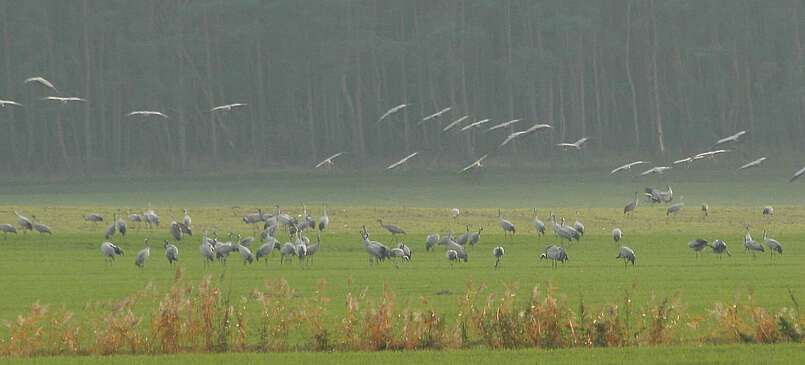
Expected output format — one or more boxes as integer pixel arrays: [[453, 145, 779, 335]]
[[492, 246, 505, 269], [295, 239, 308, 264], [701, 203, 709, 218], [143, 210, 160, 228], [0, 223, 17, 239], [170, 221, 183, 241], [711, 240, 731, 257], [612, 228, 623, 243], [789, 165, 805, 183], [533, 209, 546, 236], [468, 227, 483, 247], [256, 241, 274, 262], [15, 211, 33, 232], [318, 205, 330, 231], [164, 240, 179, 265], [446, 249, 459, 266], [377, 219, 406, 237], [199, 237, 215, 263], [361, 226, 389, 264], [425, 233, 440, 251], [744, 226, 764, 256], [135, 239, 151, 268], [237, 244, 255, 264], [553, 217, 580, 243], [183, 209, 192, 228], [128, 213, 143, 224], [104, 221, 116, 239], [242, 209, 266, 224], [100, 241, 124, 261], [31, 216, 51, 235], [688, 239, 710, 258], [573, 212, 585, 236], [455, 225, 471, 246], [624, 192, 639, 214], [540, 245, 568, 268], [116, 218, 127, 237], [214, 241, 236, 262], [616, 246, 636, 266], [398, 242, 411, 261], [83, 213, 104, 223], [498, 210, 515, 239], [762, 230, 783, 256], [279, 242, 297, 264], [666, 202, 684, 216], [762, 206, 774, 217]]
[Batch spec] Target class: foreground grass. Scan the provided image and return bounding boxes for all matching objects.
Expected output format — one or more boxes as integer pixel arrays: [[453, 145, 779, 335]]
[[3, 344, 803, 364]]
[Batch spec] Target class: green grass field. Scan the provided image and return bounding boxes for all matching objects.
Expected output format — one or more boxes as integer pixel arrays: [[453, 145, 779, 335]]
[[0, 170, 802, 362]]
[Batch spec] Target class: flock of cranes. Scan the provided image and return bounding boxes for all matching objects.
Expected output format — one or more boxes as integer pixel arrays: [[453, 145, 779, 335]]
[[5, 76, 805, 181], [312, 103, 805, 181], [0, 76, 248, 129], [2, 183, 787, 272]]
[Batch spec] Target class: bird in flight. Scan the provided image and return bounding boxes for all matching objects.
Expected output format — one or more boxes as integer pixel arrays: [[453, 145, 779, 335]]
[[314, 152, 345, 168], [0, 99, 23, 108], [712, 130, 747, 148], [211, 103, 248, 112], [24, 76, 57, 92], [386, 152, 419, 170], [418, 107, 451, 125], [486, 119, 521, 132], [609, 161, 650, 176], [556, 137, 590, 151], [41, 96, 87, 104], [461, 154, 488, 173], [640, 166, 673, 176], [127, 111, 169, 119], [460, 118, 491, 132], [442, 115, 469, 132], [790, 165, 805, 183], [737, 157, 767, 170], [377, 103, 408, 123]]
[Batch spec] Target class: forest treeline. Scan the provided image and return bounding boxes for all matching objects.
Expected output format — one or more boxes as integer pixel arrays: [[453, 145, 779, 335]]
[[1, 0, 804, 176]]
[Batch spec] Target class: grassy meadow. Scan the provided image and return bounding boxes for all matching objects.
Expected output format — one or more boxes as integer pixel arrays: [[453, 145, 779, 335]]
[[0, 168, 802, 362]]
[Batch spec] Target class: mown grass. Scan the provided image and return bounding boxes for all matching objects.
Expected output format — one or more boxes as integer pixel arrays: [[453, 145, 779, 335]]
[[2, 344, 803, 365], [0, 171, 803, 362]]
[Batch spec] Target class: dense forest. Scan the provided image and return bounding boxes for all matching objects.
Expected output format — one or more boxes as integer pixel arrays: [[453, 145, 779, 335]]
[[1, 0, 804, 176]]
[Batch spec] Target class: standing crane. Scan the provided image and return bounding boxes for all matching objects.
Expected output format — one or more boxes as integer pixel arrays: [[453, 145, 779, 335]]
[[532, 209, 545, 236], [15, 211, 33, 233], [135, 239, 151, 269], [31, 216, 52, 235], [573, 212, 585, 237], [0, 224, 17, 239], [762, 230, 783, 257], [100, 241, 124, 263], [624, 192, 639, 216], [688, 239, 710, 259], [318, 205, 330, 231], [492, 246, 505, 269], [164, 240, 179, 265], [612, 228, 623, 243], [425, 233, 440, 251], [711, 239, 731, 258], [170, 220, 183, 241], [361, 226, 389, 264], [616, 246, 636, 266], [540, 245, 569, 268], [497, 209, 516, 239], [377, 219, 406, 243]]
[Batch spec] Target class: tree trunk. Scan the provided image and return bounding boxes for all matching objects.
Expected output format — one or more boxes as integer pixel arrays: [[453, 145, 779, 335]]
[[650, 0, 665, 154], [625, 0, 640, 149]]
